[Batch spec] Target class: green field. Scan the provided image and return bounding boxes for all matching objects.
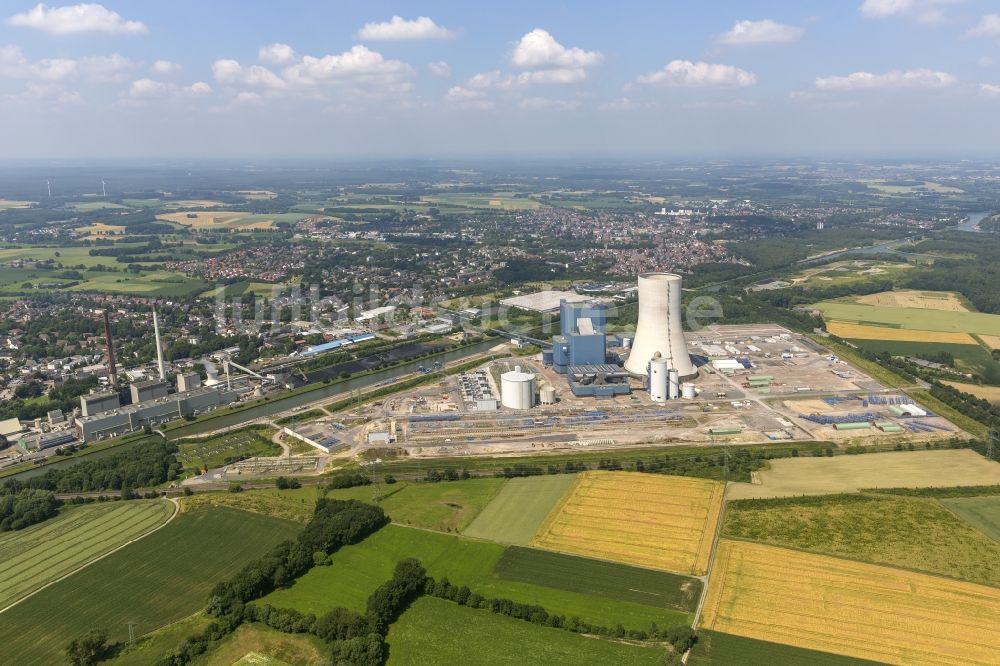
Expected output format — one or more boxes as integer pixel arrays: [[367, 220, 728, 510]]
[[386, 596, 665, 666], [0, 507, 300, 665], [194, 622, 327, 666], [327, 477, 506, 532], [813, 300, 1000, 336], [687, 630, 884, 666], [942, 495, 1000, 541], [68, 201, 131, 211], [109, 613, 214, 666], [723, 493, 1000, 585], [0, 500, 174, 610], [848, 339, 1000, 384], [493, 546, 700, 612], [262, 524, 690, 631], [420, 193, 544, 210], [176, 425, 280, 472], [462, 475, 575, 544]]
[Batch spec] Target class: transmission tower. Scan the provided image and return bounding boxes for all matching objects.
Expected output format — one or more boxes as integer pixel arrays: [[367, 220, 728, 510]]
[[126, 621, 137, 645]]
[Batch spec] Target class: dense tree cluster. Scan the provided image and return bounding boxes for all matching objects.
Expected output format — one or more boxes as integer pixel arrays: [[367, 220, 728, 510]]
[[906, 235, 1000, 314], [930, 383, 1000, 436], [3, 438, 180, 494], [0, 488, 60, 531]]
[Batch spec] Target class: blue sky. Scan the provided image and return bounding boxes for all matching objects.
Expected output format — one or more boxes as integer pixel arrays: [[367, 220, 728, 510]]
[[1, 1, 999, 159]]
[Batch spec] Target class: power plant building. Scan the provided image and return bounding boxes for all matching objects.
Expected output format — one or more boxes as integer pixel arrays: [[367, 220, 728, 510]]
[[176, 371, 202, 393], [80, 391, 120, 417], [130, 379, 169, 404], [625, 273, 696, 379]]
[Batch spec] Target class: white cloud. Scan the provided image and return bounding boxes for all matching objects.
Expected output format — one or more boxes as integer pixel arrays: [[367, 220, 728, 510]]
[[427, 61, 451, 78], [6, 3, 146, 35], [718, 19, 804, 45], [635, 60, 757, 87], [859, 0, 960, 24], [151, 60, 180, 74], [598, 97, 660, 111], [258, 43, 296, 65], [211, 59, 286, 89], [127, 77, 211, 99], [466, 70, 513, 90], [980, 83, 1000, 96], [356, 16, 455, 41], [967, 14, 1000, 39], [233, 91, 262, 104], [4, 81, 83, 104], [444, 85, 494, 109], [282, 45, 413, 86], [511, 29, 602, 69], [0, 45, 135, 82], [518, 97, 579, 111], [815, 68, 956, 90], [516, 68, 586, 85], [979, 56, 995, 67]]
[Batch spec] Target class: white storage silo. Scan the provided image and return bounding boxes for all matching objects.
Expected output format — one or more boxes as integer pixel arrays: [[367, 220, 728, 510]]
[[668, 368, 680, 400], [681, 382, 696, 399], [649, 356, 669, 402], [501, 366, 536, 410], [539, 383, 557, 405], [625, 273, 696, 379]]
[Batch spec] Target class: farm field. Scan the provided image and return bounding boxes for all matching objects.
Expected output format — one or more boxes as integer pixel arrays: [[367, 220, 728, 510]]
[[194, 623, 327, 666], [0, 198, 35, 209], [175, 425, 280, 472], [420, 193, 544, 210], [943, 380, 1000, 403], [726, 449, 1000, 499], [157, 210, 306, 230], [530, 472, 724, 575], [701, 539, 1000, 665], [463, 475, 575, 544], [385, 596, 665, 666], [179, 488, 317, 523], [68, 200, 130, 211], [826, 321, 975, 344], [853, 289, 969, 311], [723, 493, 1000, 585], [978, 334, 1000, 350], [328, 477, 506, 532], [0, 500, 174, 610], [261, 524, 690, 631], [109, 613, 213, 666], [493, 546, 701, 612], [942, 496, 1000, 541], [791, 260, 913, 288], [812, 299, 1000, 336], [0, 507, 300, 666], [688, 630, 885, 666]]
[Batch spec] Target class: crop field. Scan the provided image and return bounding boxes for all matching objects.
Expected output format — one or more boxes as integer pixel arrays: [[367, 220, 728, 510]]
[[942, 496, 1000, 541], [723, 494, 1000, 585], [812, 299, 1000, 336], [0, 198, 35, 209], [854, 289, 969, 311], [175, 425, 280, 471], [179, 489, 317, 523], [530, 472, 724, 575], [688, 630, 884, 666], [726, 449, 1000, 499], [978, 334, 1000, 350], [328, 477, 506, 532], [463, 475, 575, 544], [68, 200, 130, 211], [76, 222, 127, 239], [701, 539, 1000, 665], [0, 500, 173, 610], [942, 381, 1000, 403], [161, 199, 226, 209], [826, 321, 976, 344], [108, 613, 214, 665], [420, 193, 544, 210], [261, 524, 690, 631], [493, 546, 700, 612], [0, 507, 300, 665], [386, 596, 665, 665]]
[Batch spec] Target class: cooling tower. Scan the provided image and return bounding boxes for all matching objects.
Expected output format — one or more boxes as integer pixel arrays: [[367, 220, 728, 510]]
[[624, 273, 696, 378]]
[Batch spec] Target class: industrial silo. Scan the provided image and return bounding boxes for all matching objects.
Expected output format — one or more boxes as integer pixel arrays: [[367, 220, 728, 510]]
[[668, 368, 680, 400], [539, 383, 557, 405], [649, 355, 669, 402], [501, 366, 536, 410], [624, 273, 696, 379]]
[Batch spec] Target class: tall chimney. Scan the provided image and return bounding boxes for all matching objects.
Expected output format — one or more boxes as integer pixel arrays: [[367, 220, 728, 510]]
[[153, 307, 166, 381], [103, 309, 118, 389]]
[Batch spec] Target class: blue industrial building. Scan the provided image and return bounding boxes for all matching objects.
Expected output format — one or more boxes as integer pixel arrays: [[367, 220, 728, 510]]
[[301, 333, 377, 357], [550, 300, 631, 397]]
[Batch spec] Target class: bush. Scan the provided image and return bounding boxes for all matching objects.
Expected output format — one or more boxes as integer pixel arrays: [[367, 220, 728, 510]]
[[275, 476, 302, 490], [65, 629, 111, 666]]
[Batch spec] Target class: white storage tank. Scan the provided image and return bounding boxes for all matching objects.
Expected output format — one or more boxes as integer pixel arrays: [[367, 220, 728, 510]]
[[681, 382, 697, 399], [621, 336, 633, 349], [501, 366, 536, 410], [539, 383, 557, 405], [668, 368, 680, 400], [649, 355, 669, 403]]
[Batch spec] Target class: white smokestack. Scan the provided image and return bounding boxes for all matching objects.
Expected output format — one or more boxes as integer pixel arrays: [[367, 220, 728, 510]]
[[153, 307, 166, 381], [625, 272, 696, 378]]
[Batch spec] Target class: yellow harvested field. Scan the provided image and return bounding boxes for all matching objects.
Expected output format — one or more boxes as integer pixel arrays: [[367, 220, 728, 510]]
[[157, 211, 245, 227], [727, 449, 1000, 499], [702, 540, 1000, 665], [77, 222, 126, 238], [0, 199, 34, 209], [530, 471, 724, 575], [854, 289, 969, 312], [977, 334, 1000, 350], [163, 199, 225, 208], [942, 381, 1000, 403], [826, 321, 976, 344]]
